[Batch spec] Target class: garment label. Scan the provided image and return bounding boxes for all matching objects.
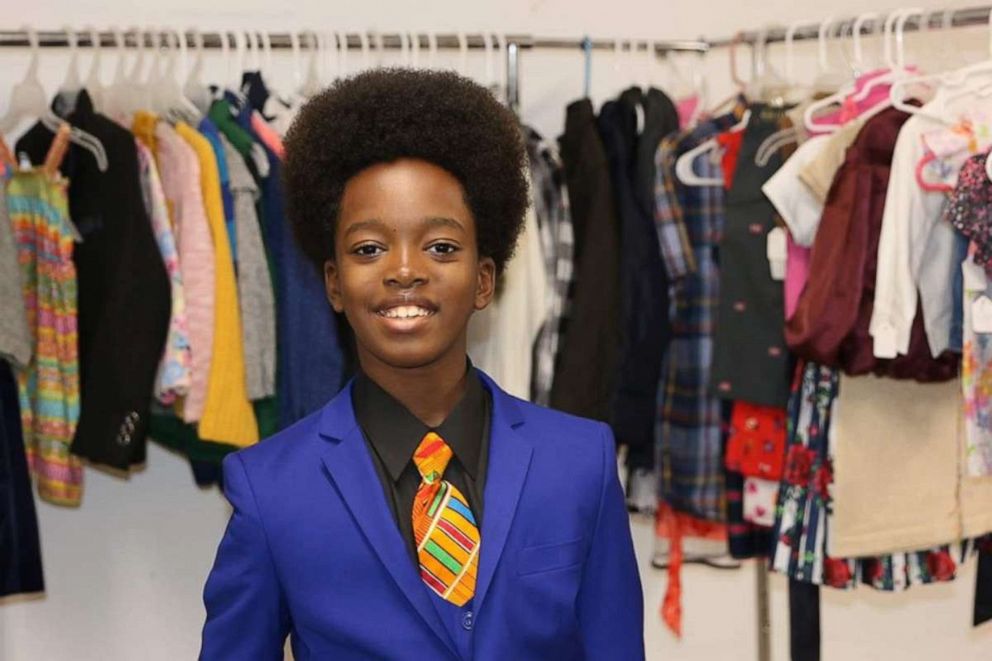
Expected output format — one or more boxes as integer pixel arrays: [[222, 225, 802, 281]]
[[766, 226, 787, 281], [973, 295, 992, 333], [963, 257, 989, 292]]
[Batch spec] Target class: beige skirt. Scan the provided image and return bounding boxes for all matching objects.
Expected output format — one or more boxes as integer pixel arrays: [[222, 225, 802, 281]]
[[829, 374, 992, 558]]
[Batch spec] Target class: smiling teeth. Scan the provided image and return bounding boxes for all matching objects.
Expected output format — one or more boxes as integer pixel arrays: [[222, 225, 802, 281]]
[[381, 306, 432, 319]]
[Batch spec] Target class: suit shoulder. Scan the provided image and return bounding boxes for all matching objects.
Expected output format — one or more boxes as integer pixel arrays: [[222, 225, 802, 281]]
[[513, 397, 607, 433], [226, 405, 326, 472], [509, 397, 611, 453]]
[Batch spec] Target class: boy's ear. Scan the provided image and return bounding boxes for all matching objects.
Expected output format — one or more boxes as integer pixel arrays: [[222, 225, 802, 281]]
[[324, 259, 345, 313], [474, 256, 496, 311]]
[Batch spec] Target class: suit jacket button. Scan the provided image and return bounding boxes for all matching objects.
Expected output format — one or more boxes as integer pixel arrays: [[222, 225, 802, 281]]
[[462, 610, 474, 631]]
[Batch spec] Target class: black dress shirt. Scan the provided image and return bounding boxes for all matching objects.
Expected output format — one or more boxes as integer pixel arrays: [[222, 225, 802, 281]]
[[352, 364, 491, 565]]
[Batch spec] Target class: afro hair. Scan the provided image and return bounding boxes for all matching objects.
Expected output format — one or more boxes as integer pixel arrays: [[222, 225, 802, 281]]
[[282, 67, 530, 276]]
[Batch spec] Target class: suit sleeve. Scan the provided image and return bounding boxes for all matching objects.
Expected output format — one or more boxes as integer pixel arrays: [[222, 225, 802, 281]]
[[200, 453, 290, 660], [576, 423, 645, 660]]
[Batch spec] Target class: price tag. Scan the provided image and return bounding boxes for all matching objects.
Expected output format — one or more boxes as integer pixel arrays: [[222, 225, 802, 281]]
[[766, 226, 787, 281], [963, 257, 988, 292], [973, 295, 992, 334]]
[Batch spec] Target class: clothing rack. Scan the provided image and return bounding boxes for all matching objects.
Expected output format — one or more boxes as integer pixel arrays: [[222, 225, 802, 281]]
[[3, 7, 991, 659]]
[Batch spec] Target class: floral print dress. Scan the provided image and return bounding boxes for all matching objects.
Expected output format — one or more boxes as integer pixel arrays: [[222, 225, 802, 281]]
[[771, 361, 973, 590]]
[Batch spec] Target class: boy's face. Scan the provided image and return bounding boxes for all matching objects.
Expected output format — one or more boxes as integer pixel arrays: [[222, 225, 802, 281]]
[[325, 158, 496, 372]]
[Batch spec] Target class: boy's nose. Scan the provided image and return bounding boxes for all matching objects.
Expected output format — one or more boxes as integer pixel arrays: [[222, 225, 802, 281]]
[[384, 250, 427, 288]]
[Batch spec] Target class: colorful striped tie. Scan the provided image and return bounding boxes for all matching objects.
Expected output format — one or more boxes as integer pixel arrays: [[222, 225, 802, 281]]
[[412, 431, 480, 606]]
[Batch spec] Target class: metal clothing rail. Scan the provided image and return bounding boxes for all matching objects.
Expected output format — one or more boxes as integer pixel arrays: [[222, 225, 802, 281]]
[[0, 29, 709, 53], [708, 3, 992, 48]]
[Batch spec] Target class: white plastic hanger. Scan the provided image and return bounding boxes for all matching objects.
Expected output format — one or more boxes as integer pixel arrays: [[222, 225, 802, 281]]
[[373, 30, 385, 69], [457, 32, 468, 76], [60, 26, 83, 92], [83, 26, 106, 111], [427, 32, 439, 70], [851, 12, 881, 77], [495, 33, 508, 104], [888, 7, 992, 123], [675, 108, 751, 186], [313, 31, 327, 84], [182, 28, 212, 115], [845, 8, 920, 107], [482, 32, 495, 91], [359, 31, 371, 72], [803, 11, 902, 134], [337, 30, 350, 79], [300, 31, 322, 96], [399, 32, 410, 68], [410, 32, 421, 68], [160, 30, 202, 123], [0, 25, 108, 171]]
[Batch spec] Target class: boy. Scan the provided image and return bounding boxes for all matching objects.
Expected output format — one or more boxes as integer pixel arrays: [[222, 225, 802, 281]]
[[200, 68, 644, 660]]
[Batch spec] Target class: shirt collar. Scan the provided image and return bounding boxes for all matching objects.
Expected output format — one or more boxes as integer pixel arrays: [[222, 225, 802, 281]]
[[352, 361, 487, 483]]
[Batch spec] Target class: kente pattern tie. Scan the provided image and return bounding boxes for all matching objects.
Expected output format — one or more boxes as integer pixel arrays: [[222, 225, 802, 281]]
[[412, 431, 480, 606]]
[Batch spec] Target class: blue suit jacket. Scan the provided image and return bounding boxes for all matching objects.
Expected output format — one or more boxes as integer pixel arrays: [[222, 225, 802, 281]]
[[200, 371, 644, 660]]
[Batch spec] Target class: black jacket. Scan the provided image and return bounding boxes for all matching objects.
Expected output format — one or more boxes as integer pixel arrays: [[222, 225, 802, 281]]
[[597, 87, 679, 470], [550, 99, 621, 425]]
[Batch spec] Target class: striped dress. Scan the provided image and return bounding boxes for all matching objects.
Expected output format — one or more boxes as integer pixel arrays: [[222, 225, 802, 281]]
[[7, 170, 83, 506]]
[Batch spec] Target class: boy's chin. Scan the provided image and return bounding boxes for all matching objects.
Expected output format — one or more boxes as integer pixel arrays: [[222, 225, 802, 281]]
[[366, 344, 456, 371]]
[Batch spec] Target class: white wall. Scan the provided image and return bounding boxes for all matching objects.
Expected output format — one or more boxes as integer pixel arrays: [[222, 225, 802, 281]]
[[3, 1, 992, 659]]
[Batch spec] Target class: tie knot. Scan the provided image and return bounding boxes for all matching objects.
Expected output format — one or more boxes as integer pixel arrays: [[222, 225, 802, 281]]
[[413, 431, 452, 484]]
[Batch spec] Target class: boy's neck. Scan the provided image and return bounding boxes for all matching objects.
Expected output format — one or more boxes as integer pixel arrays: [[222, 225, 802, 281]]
[[357, 349, 470, 429]]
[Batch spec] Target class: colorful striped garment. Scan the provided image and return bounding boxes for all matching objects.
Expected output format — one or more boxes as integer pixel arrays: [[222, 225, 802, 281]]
[[7, 169, 83, 506], [412, 432, 480, 606]]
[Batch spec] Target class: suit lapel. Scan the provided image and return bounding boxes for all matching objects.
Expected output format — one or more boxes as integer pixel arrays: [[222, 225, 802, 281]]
[[474, 372, 533, 614], [317, 383, 458, 657]]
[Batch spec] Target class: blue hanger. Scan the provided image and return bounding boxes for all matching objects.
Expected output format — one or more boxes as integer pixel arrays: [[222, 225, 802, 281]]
[[582, 36, 592, 99]]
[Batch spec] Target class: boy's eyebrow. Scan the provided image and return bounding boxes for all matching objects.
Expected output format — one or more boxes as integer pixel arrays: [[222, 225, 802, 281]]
[[423, 216, 465, 232], [343, 218, 388, 237], [343, 216, 465, 236]]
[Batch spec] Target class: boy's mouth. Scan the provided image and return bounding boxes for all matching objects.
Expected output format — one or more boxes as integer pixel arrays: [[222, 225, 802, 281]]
[[373, 297, 439, 332], [377, 305, 435, 319]]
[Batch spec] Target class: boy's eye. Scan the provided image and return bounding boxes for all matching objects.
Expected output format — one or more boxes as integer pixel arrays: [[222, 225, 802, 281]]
[[428, 242, 459, 256], [353, 244, 384, 257]]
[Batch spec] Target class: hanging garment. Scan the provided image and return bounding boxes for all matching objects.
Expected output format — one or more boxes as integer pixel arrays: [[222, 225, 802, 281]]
[[220, 135, 276, 402], [946, 152, 992, 277], [772, 362, 974, 590], [16, 90, 171, 471], [763, 135, 830, 250], [870, 93, 979, 361], [154, 121, 216, 424], [242, 71, 288, 159], [675, 95, 699, 129], [0, 359, 44, 596], [175, 121, 258, 448], [710, 103, 792, 407], [134, 139, 192, 405], [527, 127, 574, 407], [797, 115, 870, 204], [948, 161, 992, 476], [550, 98, 621, 423], [831, 373, 992, 557], [7, 168, 82, 505], [654, 105, 746, 521], [468, 202, 548, 400], [597, 87, 675, 472], [786, 107, 959, 381], [226, 93, 347, 426], [0, 183, 31, 368], [198, 118, 237, 261], [724, 402, 787, 480]]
